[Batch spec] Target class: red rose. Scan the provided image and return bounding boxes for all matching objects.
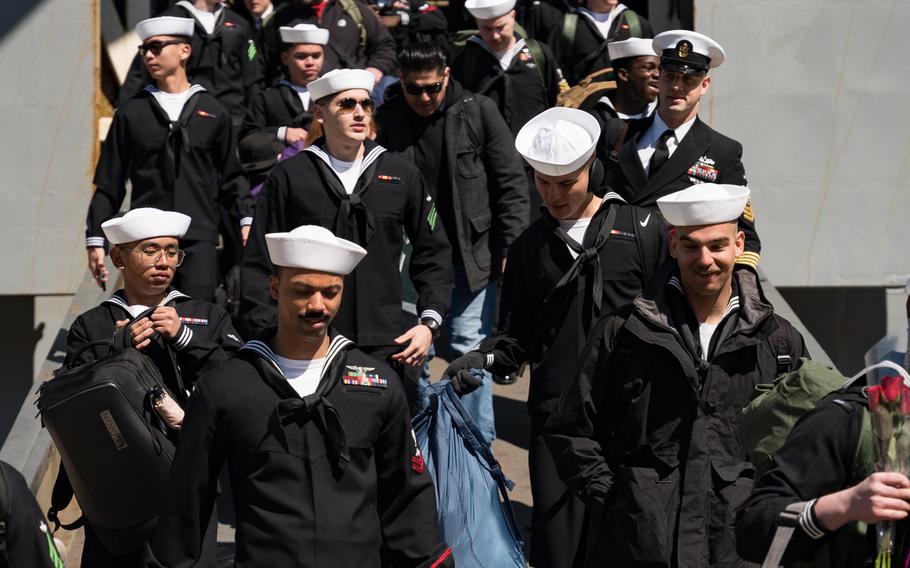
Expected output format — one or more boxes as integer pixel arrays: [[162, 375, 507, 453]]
[[881, 375, 903, 403], [901, 385, 910, 415], [868, 385, 881, 411]]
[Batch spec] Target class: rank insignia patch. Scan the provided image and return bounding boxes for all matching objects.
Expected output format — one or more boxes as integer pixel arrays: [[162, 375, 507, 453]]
[[687, 156, 718, 182], [677, 40, 692, 58], [343, 366, 388, 388], [427, 203, 439, 232], [411, 455, 425, 473], [179, 316, 209, 326]]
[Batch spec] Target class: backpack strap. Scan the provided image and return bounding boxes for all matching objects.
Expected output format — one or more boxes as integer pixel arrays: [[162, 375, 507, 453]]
[[775, 339, 792, 375], [631, 207, 660, 286], [337, 0, 367, 52], [524, 38, 548, 93], [851, 407, 875, 485], [622, 10, 641, 38], [47, 465, 84, 534], [561, 13, 578, 62], [761, 501, 810, 568]]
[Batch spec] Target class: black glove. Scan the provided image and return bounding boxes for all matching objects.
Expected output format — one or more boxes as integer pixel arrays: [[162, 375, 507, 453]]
[[443, 351, 487, 396]]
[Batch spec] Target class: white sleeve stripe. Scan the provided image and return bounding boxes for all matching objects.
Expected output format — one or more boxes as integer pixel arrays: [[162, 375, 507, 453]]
[[86, 237, 105, 247], [419, 309, 442, 326], [174, 325, 193, 350], [484, 353, 495, 368], [240, 217, 253, 227], [797, 499, 825, 539]]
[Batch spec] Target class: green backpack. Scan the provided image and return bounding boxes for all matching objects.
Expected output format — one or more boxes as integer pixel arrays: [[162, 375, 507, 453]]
[[449, 24, 548, 88], [561, 9, 641, 60]]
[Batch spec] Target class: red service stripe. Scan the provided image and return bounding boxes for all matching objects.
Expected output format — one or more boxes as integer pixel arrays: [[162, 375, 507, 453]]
[[430, 548, 453, 568]]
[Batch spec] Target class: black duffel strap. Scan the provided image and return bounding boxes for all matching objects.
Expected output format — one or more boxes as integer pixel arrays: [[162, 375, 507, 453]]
[[47, 465, 85, 533]]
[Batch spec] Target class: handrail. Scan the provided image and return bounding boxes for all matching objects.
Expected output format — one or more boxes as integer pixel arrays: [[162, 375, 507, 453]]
[[0, 259, 118, 491]]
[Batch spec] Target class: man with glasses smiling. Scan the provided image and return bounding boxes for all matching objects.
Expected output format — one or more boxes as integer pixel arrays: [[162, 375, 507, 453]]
[[241, 68, 453, 409], [376, 42, 528, 441], [63, 208, 241, 566], [86, 16, 252, 302], [600, 30, 762, 270]]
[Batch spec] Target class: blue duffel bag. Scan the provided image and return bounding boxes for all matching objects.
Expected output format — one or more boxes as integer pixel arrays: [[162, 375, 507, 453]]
[[412, 381, 525, 568]]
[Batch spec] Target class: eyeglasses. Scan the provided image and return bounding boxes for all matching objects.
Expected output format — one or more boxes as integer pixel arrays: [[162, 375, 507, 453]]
[[121, 245, 186, 266], [138, 39, 187, 56], [335, 97, 375, 114], [403, 82, 444, 96]]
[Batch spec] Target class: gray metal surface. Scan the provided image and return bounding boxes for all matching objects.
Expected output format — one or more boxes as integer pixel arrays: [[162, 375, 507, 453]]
[[695, 0, 909, 287], [0, 0, 95, 295]]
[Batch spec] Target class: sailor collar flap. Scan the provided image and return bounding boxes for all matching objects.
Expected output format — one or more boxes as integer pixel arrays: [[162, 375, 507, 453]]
[[103, 289, 190, 316]]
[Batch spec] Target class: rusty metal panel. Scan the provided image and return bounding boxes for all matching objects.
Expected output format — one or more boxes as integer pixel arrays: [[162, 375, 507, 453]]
[[0, 0, 96, 295], [694, 0, 909, 287]]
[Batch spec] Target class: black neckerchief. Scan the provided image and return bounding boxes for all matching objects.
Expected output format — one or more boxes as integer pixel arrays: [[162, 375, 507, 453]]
[[240, 328, 355, 477], [147, 90, 204, 189], [277, 82, 312, 127]]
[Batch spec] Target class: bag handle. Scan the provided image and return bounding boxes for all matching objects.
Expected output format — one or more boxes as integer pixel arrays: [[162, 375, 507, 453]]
[[842, 360, 910, 390], [761, 501, 809, 568]]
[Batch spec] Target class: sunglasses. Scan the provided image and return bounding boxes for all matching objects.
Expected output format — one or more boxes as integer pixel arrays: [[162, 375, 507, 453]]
[[403, 82, 444, 96], [138, 39, 187, 56], [335, 97, 375, 114]]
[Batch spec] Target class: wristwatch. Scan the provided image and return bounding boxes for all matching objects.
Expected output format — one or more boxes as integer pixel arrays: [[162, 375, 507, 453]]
[[419, 317, 441, 339]]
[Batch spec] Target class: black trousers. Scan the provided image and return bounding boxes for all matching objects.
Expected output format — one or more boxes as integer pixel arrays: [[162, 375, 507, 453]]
[[529, 411, 587, 568], [173, 240, 219, 302]]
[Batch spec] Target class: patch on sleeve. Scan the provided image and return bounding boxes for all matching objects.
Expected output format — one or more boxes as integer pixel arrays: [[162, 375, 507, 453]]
[[742, 198, 755, 222], [410, 429, 425, 473], [426, 202, 439, 232], [342, 365, 388, 388], [248, 40, 258, 62]]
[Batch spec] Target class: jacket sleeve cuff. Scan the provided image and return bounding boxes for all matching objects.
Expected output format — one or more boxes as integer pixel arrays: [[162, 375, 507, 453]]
[[419, 309, 442, 326], [86, 236, 106, 248], [397, 10, 410, 25], [240, 217, 253, 227], [277, 126, 288, 142], [171, 324, 194, 351], [798, 499, 827, 540]]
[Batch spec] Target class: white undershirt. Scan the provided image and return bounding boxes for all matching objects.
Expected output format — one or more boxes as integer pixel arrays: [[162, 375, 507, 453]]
[[151, 88, 193, 122], [557, 217, 592, 259], [127, 304, 151, 318], [273, 354, 326, 397], [177, 1, 223, 35], [577, 3, 626, 39], [495, 39, 527, 70], [291, 85, 312, 110], [636, 111, 697, 174], [698, 322, 718, 360], [328, 155, 363, 194]]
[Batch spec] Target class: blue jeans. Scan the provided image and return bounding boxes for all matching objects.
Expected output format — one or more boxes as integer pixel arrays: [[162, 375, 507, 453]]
[[420, 264, 498, 444]]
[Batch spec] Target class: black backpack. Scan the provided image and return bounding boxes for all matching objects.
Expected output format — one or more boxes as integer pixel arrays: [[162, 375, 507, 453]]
[[38, 308, 181, 555]]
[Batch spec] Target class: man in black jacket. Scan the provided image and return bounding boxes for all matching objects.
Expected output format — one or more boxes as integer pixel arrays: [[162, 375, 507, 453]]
[[240, 69, 453, 405], [240, 23, 328, 152], [598, 30, 761, 270], [544, 184, 808, 567], [554, 0, 652, 85], [368, 0, 449, 54], [376, 42, 528, 441], [443, 107, 667, 567], [119, 1, 264, 130], [148, 225, 454, 567], [65, 208, 240, 567], [86, 16, 252, 301]]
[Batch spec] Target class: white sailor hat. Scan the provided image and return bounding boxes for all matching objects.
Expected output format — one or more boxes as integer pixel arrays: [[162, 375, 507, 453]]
[[308, 68, 374, 101], [279, 23, 329, 46], [465, 0, 516, 20], [608, 38, 657, 62], [266, 225, 367, 275], [515, 107, 600, 177], [102, 208, 191, 245], [652, 30, 725, 74], [656, 184, 750, 227], [135, 17, 195, 42]]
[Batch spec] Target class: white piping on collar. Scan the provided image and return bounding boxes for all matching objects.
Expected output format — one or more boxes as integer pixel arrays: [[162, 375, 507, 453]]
[[103, 289, 190, 315], [240, 333, 354, 381], [601, 191, 626, 204], [304, 143, 386, 186], [668, 276, 740, 319]]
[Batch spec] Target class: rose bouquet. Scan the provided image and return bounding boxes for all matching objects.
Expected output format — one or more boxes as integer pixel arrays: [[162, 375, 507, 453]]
[[868, 375, 910, 568]]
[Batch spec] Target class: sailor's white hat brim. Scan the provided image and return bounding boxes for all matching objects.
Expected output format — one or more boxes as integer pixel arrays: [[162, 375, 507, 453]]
[[608, 38, 657, 61], [280, 24, 329, 46], [266, 225, 367, 275], [515, 107, 601, 177], [465, 0, 516, 20], [136, 17, 195, 42], [657, 184, 750, 226], [102, 208, 192, 244], [308, 68, 374, 101]]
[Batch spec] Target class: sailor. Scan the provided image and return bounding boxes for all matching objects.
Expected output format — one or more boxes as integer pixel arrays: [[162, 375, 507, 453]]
[[63, 208, 241, 567], [588, 37, 658, 122], [147, 225, 454, 566], [442, 107, 668, 567], [599, 30, 761, 269], [544, 184, 808, 567], [86, 16, 252, 302], [555, 0, 652, 86], [118, 1, 264, 131], [451, 0, 568, 220], [239, 69, 453, 404], [375, 41, 529, 442], [240, 23, 329, 152]]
